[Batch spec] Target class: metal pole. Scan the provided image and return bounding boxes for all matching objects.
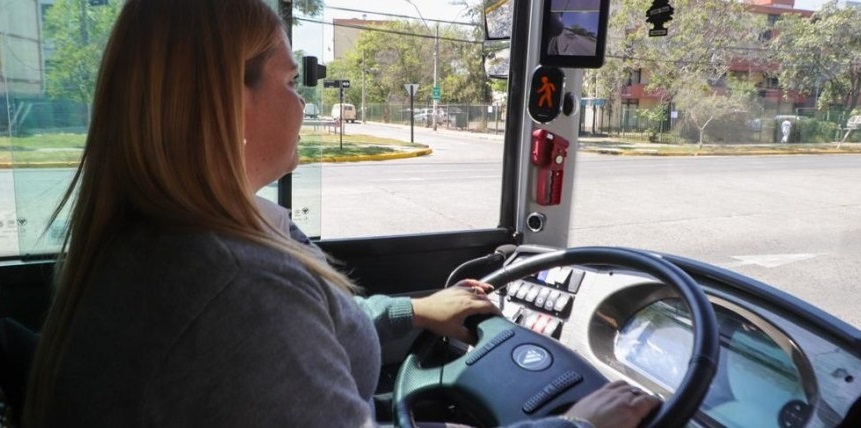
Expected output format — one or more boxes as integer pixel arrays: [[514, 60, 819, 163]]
[[362, 49, 366, 124], [495, 102, 499, 133], [410, 87, 415, 143], [339, 87, 344, 149], [432, 23, 439, 131], [277, 0, 293, 209]]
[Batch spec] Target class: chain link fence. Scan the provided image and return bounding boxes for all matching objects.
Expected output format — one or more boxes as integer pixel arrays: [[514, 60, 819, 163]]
[[602, 105, 861, 145], [321, 103, 507, 135]]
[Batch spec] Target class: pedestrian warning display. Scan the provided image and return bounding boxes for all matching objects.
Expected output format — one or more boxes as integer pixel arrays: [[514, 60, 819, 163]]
[[528, 66, 564, 123]]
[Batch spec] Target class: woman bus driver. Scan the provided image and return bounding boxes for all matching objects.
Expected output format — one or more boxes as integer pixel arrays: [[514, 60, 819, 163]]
[[23, 0, 660, 426]]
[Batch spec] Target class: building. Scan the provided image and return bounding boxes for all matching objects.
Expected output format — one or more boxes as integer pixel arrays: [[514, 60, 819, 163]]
[[610, 0, 816, 134], [332, 18, 387, 61], [1, 0, 44, 96], [1, 0, 44, 133]]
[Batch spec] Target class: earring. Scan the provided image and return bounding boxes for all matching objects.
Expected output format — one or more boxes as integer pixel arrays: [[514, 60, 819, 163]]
[[243, 138, 247, 145]]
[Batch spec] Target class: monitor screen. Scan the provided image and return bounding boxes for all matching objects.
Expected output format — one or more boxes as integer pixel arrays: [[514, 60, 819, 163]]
[[540, 0, 609, 68]]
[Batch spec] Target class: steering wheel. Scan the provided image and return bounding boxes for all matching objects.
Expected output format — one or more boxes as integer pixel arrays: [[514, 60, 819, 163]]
[[393, 247, 719, 428]]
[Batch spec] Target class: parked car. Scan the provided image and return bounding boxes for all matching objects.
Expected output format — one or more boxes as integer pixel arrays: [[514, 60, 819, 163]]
[[303, 103, 320, 119], [413, 108, 439, 123], [331, 103, 356, 123]]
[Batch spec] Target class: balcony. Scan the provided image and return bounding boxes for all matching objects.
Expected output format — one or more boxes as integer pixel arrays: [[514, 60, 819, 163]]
[[621, 84, 664, 101]]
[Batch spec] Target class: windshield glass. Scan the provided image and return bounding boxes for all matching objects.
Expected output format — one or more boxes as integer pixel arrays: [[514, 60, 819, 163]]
[[0, 0, 858, 332], [568, 0, 861, 331]]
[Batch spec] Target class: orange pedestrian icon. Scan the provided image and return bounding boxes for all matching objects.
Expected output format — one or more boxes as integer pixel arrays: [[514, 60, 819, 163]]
[[537, 76, 556, 108]]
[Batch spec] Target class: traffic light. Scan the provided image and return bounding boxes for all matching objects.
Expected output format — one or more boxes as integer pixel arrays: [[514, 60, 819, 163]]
[[302, 56, 327, 87]]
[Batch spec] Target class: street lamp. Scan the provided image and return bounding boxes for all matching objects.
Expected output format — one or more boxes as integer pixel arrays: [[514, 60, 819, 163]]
[[405, 0, 439, 131]]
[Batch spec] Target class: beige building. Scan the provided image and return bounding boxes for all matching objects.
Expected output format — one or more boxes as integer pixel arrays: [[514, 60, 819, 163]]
[[332, 18, 386, 60], [0, 0, 44, 95]]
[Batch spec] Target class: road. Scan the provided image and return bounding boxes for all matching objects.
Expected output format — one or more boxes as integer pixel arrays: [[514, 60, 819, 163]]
[[304, 122, 861, 329], [3, 123, 860, 328]]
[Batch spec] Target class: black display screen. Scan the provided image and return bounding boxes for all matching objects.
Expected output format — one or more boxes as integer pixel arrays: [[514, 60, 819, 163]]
[[540, 0, 610, 69]]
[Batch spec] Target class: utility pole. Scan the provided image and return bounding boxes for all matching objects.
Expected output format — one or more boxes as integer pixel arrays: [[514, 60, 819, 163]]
[[405, 0, 439, 132], [361, 14, 367, 124], [432, 22, 439, 131]]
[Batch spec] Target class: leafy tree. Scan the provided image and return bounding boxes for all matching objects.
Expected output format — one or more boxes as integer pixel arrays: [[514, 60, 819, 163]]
[[770, 0, 861, 123], [42, 0, 121, 117], [628, 0, 764, 96], [600, 0, 764, 122], [321, 20, 486, 119], [41, 0, 323, 124], [293, 0, 323, 17], [674, 75, 755, 147]]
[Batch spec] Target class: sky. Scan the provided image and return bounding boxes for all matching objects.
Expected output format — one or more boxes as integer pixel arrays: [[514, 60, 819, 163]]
[[292, 0, 833, 63]]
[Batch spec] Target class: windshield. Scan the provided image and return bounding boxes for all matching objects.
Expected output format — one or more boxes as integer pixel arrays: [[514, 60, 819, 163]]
[[0, 0, 858, 333]]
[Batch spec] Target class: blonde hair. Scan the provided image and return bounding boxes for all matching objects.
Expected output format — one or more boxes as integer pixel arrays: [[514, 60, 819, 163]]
[[24, 0, 357, 424]]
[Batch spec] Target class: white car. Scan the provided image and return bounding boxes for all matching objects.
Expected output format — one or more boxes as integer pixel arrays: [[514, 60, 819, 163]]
[[331, 103, 357, 123], [413, 108, 438, 122]]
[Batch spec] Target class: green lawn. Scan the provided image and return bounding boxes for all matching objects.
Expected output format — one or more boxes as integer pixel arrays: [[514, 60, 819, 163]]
[[0, 131, 424, 166]]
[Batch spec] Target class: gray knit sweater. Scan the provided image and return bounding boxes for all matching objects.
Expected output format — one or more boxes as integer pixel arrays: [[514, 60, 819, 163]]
[[47, 200, 579, 427]]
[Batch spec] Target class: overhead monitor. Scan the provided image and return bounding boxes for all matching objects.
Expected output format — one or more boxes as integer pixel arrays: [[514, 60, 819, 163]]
[[540, 0, 610, 69]]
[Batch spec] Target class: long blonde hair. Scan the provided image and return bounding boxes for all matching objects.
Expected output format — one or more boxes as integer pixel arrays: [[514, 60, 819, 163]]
[[24, 0, 357, 424]]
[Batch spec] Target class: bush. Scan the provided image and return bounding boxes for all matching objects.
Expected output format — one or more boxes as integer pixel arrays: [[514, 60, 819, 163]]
[[706, 114, 754, 143], [673, 119, 701, 143], [800, 119, 840, 143]]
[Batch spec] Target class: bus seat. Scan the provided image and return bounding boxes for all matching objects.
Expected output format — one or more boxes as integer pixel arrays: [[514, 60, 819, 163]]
[[0, 318, 38, 417]]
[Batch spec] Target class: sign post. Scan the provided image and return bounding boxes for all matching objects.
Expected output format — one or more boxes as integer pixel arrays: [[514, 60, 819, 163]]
[[404, 84, 420, 143], [324, 79, 351, 149]]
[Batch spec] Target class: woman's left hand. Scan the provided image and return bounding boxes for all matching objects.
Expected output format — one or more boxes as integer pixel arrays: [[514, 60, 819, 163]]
[[411, 279, 502, 343]]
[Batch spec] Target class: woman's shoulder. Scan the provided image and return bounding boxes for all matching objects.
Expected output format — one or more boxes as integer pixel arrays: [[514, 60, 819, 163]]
[[105, 227, 329, 305]]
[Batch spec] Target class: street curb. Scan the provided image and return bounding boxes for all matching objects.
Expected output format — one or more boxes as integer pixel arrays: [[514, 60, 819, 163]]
[[0, 148, 434, 169], [301, 147, 433, 163], [0, 162, 80, 168], [579, 148, 861, 156]]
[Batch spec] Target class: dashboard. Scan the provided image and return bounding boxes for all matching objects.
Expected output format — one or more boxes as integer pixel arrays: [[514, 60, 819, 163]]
[[484, 246, 861, 428]]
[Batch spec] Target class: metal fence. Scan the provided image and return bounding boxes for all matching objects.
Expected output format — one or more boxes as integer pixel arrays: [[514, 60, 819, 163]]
[[601, 106, 861, 144], [320, 103, 507, 134]]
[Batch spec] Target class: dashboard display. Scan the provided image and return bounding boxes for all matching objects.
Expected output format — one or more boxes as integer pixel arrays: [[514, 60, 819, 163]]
[[507, 256, 581, 291], [615, 300, 809, 428]]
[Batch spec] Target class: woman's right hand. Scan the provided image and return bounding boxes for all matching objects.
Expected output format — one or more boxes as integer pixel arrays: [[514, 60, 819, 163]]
[[561, 380, 662, 428]]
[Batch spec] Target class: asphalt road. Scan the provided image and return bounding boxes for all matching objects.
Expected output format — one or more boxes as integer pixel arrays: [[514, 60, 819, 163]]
[[304, 122, 861, 329], [3, 123, 860, 329]]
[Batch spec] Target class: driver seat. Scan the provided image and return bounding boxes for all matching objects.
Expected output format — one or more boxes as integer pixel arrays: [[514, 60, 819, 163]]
[[0, 317, 38, 422]]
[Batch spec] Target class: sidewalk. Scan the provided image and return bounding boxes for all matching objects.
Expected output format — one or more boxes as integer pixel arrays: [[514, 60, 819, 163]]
[[577, 136, 861, 156], [346, 121, 861, 159]]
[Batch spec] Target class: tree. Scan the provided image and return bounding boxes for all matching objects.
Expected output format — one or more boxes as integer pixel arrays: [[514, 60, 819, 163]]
[[42, 0, 324, 125], [603, 0, 765, 112], [293, 0, 324, 17], [674, 75, 755, 148], [770, 1, 861, 123], [42, 0, 122, 118], [321, 20, 486, 117]]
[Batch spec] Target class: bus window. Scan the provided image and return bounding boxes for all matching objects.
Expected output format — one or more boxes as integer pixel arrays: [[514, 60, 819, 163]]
[[260, 1, 506, 240]]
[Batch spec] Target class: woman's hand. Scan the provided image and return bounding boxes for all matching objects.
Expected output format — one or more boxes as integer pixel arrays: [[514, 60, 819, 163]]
[[411, 279, 502, 343], [562, 380, 662, 428]]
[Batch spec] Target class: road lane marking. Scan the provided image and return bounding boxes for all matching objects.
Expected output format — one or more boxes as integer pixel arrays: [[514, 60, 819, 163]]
[[722, 253, 820, 269]]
